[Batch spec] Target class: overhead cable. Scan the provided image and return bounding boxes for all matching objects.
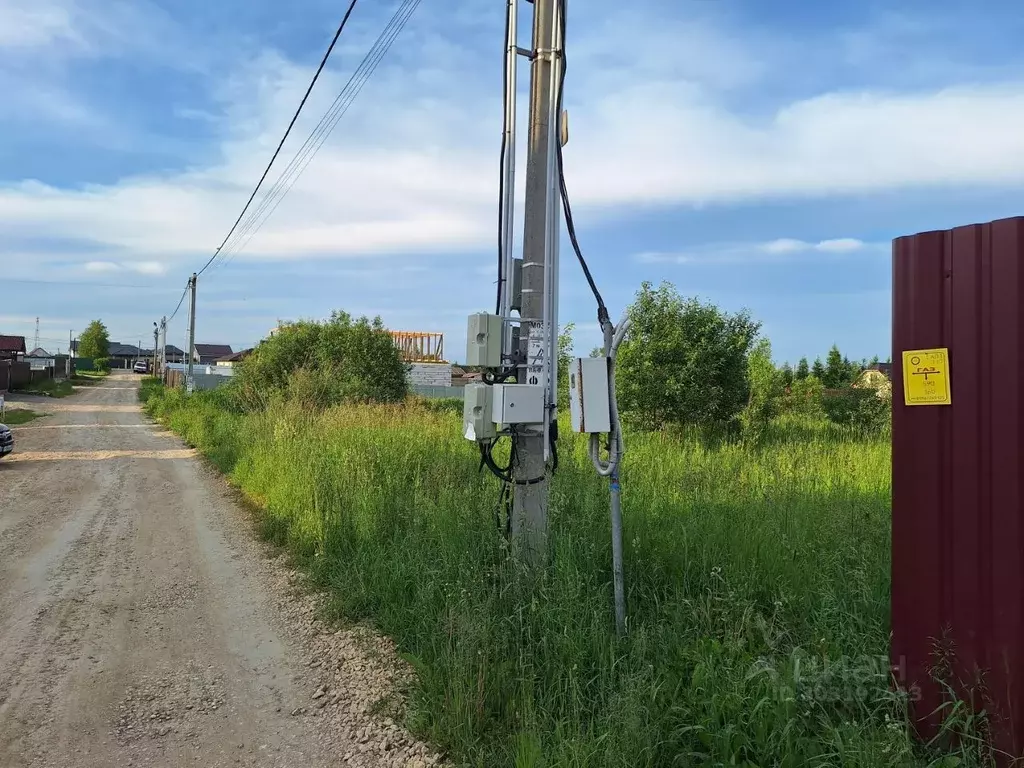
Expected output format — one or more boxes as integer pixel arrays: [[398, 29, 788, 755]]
[[196, 0, 361, 277], [212, 0, 422, 269]]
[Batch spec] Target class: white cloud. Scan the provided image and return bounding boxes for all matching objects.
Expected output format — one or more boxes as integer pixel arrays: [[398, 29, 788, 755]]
[[124, 261, 167, 276], [84, 261, 121, 272], [637, 237, 878, 264], [1, 3, 1023, 275]]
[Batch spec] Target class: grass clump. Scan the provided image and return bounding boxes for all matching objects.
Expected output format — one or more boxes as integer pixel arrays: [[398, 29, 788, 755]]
[[1, 408, 43, 425], [16, 379, 74, 398], [141, 387, 981, 767]]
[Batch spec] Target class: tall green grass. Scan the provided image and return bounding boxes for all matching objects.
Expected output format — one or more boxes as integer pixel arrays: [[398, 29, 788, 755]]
[[142, 386, 971, 767]]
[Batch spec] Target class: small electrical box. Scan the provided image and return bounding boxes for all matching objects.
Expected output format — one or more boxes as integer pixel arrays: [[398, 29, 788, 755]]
[[466, 313, 503, 368], [463, 383, 496, 441], [569, 357, 611, 433], [491, 384, 545, 426]]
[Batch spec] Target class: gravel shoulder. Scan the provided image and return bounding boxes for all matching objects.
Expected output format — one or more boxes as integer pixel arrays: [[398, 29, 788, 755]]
[[0, 373, 440, 768]]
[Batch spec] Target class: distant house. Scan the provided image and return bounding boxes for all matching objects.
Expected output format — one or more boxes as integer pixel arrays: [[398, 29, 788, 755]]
[[194, 344, 233, 366], [164, 345, 186, 364], [28, 347, 51, 358], [215, 349, 251, 368], [855, 363, 892, 390], [0, 335, 26, 361]]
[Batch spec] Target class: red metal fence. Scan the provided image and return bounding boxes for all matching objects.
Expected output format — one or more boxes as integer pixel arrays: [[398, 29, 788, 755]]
[[892, 216, 1024, 758]]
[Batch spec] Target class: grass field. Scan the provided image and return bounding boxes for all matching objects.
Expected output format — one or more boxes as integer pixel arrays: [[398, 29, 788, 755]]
[[140, 385, 975, 767]]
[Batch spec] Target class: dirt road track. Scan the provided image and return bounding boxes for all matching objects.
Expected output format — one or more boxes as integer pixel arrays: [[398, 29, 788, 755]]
[[0, 374, 437, 768]]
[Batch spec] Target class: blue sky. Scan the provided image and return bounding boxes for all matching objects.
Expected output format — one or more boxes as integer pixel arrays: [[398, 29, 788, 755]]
[[3, 0, 1024, 364]]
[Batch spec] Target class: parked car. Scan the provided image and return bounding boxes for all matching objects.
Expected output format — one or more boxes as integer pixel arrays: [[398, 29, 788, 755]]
[[0, 424, 12, 459], [133, 360, 149, 374]]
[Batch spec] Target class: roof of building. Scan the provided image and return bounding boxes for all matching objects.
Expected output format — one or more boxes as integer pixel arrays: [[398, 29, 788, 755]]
[[0, 335, 26, 354], [195, 344, 233, 358], [27, 347, 51, 357], [164, 344, 185, 355], [216, 348, 252, 363]]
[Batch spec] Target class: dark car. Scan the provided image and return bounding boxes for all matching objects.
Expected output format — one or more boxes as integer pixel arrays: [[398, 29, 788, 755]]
[[0, 424, 12, 459]]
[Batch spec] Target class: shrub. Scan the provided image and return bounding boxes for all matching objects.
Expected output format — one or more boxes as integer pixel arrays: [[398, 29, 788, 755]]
[[234, 311, 407, 411], [94, 357, 111, 373], [823, 388, 891, 434], [617, 281, 760, 430]]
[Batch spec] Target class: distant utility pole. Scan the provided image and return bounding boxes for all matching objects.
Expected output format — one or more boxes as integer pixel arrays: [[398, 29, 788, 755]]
[[512, 0, 562, 561], [159, 316, 167, 376], [152, 323, 159, 374], [33, 317, 40, 351], [187, 273, 197, 389]]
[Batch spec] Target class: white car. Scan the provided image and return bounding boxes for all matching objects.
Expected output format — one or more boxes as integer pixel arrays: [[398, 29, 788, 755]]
[[0, 424, 12, 459], [133, 360, 149, 374]]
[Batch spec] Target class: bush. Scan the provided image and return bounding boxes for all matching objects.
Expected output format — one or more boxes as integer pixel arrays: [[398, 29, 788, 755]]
[[234, 311, 407, 411], [741, 339, 784, 440], [617, 281, 760, 430], [823, 388, 891, 434], [780, 375, 826, 418], [94, 357, 111, 373]]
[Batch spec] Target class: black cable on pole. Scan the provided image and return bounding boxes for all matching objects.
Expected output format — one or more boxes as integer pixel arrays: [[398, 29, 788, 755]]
[[554, 0, 608, 325], [167, 281, 190, 322], [495, 0, 512, 314], [197, 0, 360, 277]]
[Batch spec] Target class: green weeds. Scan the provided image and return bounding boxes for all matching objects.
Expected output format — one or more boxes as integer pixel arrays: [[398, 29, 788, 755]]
[[141, 387, 984, 767]]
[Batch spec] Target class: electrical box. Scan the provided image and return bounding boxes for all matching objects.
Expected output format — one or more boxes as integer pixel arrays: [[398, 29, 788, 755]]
[[569, 357, 611, 433], [510, 259, 524, 313], [465, 313, 503, 367], [491, 384, 545, 426], [462, 383, 496, 441]]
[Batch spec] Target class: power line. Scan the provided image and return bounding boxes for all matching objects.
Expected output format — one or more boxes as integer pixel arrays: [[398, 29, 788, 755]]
[[167, 281, 190, 322], [212, 0, 422, 270], [196, 0, 361, 278]]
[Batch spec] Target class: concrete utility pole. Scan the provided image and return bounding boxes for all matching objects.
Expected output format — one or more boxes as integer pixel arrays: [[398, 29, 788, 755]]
[[512, 0, 562, 562], [159, 317, 167, 377], [152, 323, 159, 374], [187, 273, 197, 388]]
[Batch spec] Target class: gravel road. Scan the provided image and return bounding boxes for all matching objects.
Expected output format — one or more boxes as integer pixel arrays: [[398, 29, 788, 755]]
[[0, 373, 439, 768]]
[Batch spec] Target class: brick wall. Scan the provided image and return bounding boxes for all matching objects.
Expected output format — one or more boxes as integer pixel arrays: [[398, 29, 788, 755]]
[[407, 363, 452, 387]]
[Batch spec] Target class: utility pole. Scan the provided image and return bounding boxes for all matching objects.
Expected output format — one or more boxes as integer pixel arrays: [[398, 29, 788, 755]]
[[187, 273, 197, 390], [512, 0, 562, 563], [159, 316, 167, 378], [152, 323, 159, 375]]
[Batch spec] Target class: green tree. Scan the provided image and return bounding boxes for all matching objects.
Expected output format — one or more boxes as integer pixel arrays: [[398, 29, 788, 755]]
[[780, 362, 795, 388], [234, 311, 407, 410], [616, 281, 760, 430], [795, 357, 810, 380], [811, 357, 825, 381], [78, 320, 110, 360], [823, 345, 847, 388], [742, 338, 784, 438]]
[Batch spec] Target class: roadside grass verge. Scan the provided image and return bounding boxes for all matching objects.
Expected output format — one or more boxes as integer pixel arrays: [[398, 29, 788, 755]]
[[72, 371, 109, 385], [14, 379, 74, 398], [1, 408, 44, 425], [141, 384, 979, 767]]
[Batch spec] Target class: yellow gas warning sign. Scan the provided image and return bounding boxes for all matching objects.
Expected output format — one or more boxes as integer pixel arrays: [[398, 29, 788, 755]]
[[902, 348, 951, 406]]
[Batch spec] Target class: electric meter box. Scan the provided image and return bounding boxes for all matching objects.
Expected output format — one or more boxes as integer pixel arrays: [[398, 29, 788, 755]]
[[462, 383, 496, 441], [569, 357, 611, 433], [466, 313, 503, 368], [491, 384, 545, 426]]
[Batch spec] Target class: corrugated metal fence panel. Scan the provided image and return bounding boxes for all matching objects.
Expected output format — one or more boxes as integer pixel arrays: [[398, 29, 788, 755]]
[[411, 385, 464, 400], [892, 216, 1024, 758]]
